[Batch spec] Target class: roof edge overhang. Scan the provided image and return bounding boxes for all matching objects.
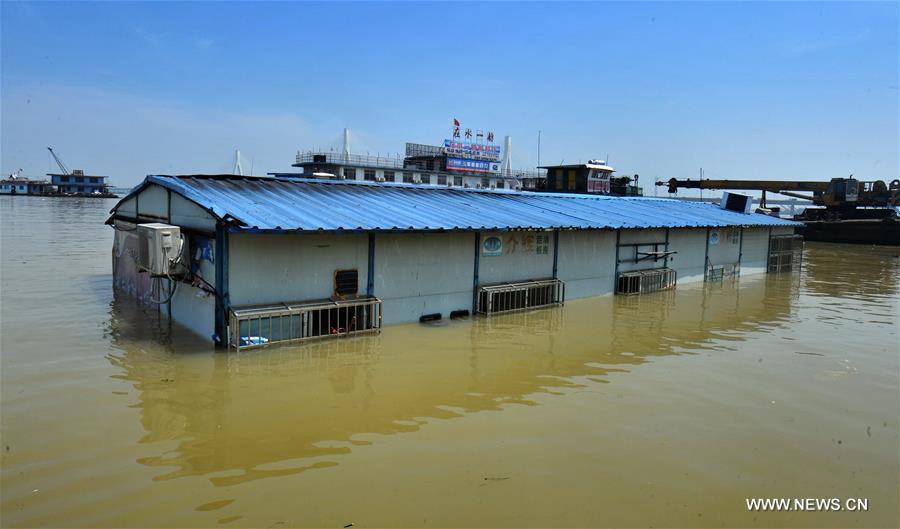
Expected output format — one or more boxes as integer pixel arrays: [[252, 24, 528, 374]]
[[107, 175, 248, 228]]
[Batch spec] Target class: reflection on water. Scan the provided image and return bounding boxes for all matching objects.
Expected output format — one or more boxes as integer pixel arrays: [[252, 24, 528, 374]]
[[103, 275, 796, 488], [1, 196, 898, 528]]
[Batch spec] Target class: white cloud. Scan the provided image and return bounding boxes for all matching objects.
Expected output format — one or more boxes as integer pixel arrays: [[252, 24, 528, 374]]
[[194, 37, 215, 50], [133, 26, 167, 46], [1, 81, 314, 185], [781, 31, 869, 56]]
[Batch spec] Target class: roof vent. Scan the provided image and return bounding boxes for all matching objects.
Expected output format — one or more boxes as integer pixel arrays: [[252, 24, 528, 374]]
[[720, 192, 753, 214]]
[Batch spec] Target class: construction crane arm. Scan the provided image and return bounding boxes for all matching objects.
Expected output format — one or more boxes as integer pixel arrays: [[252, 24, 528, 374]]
[[656, 178, 830, 195], [47, 147, 69, 175]]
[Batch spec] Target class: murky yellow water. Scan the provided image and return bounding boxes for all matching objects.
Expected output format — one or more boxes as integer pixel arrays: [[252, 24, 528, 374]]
[[1, 196, 898, 528]]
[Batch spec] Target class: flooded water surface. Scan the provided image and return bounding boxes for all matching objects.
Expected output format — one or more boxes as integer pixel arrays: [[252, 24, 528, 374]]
[[1, 196, 898, 528]]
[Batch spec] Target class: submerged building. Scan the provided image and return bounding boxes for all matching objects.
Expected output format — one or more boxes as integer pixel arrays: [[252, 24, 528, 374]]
[[108, 174, 800, 349]]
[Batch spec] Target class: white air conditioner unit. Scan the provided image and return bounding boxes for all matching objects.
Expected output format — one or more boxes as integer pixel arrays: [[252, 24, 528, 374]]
[[137, 223, 183, 276], [413, 177, 421, 184], [376, 177, 385, 182], [720, 192, 753, 214]]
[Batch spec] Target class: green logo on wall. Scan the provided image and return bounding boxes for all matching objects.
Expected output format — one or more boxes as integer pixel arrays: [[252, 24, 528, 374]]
[[483, 236, 502, 256]]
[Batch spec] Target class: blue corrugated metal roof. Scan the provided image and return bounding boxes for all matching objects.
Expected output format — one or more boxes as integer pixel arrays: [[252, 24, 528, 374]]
[[112, 174, 800, 232]]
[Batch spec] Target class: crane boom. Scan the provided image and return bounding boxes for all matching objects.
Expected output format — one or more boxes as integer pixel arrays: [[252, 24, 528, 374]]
[[657, 176, 899, 209], [658, 178, 829, 194], [47, 147, 70, 175]]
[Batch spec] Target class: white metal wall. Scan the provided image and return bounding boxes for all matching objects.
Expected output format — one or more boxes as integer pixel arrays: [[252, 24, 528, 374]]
[[740, 228, 770, 275], [706, 227, 742, 267], [556, 230, 616, 299], [115, 196, 137, 217], [122, 183, 217, 231], [169, 282, 216, 340], [374, 232, 474, 324], [228, 232, 369, 306], [478, 231, 556, 284], [667, 229, 708, 284], [617, 229, 669, 273], [137, 185, 168, 220], [169, 193, 216, 232]]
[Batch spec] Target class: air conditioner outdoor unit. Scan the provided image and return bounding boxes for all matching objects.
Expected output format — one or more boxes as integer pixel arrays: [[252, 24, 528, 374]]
[[137, 223, 183, 276], [721, 192, 753, 214]]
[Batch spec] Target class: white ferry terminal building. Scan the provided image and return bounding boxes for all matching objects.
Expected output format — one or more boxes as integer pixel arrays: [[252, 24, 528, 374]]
[[272, 128, 546, 191]]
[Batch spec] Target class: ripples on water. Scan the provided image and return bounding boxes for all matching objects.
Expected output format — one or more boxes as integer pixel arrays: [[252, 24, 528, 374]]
[[1, 196, 898, 528]]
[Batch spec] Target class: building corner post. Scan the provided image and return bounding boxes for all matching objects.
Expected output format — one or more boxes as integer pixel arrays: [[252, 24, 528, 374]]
[[214, 224, 230, 348], [703, 227, 711, 282], [552, 229, 560, 279], [366, 233, 376, 297], [613, 229, 621, 293], [472, 231, 481, 314]]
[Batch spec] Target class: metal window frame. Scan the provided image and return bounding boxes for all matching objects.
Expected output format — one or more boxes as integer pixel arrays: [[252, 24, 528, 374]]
[[615, 268, 677, 295], [767, 234, 804, 273], [228, 297, 383, 350], [475, 278, 565, 315]]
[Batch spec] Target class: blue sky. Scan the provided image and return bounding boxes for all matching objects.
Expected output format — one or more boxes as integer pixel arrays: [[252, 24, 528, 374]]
[[2, 1, 897, 191]]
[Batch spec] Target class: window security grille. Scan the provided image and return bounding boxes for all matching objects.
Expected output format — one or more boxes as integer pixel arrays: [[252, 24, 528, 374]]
[[768, 235, 803, 273], [229, 297, 382, 350], [706, 262, 740, 282], [616, 268, 677, 295], [475, 279, 565, 315]]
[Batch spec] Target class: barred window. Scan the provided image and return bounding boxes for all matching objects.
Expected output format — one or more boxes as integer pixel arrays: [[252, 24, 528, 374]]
[[437, 174, 447, 185], [454, 176, 463, 186], [402, 172, 414, 183], [364, 169, 376, 181], [343, 167, 356, 179], [384, 171, 395, 182]]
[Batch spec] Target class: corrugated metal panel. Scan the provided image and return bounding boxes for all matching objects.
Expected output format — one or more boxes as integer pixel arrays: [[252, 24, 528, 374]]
[[112, 175, 800, 232]]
